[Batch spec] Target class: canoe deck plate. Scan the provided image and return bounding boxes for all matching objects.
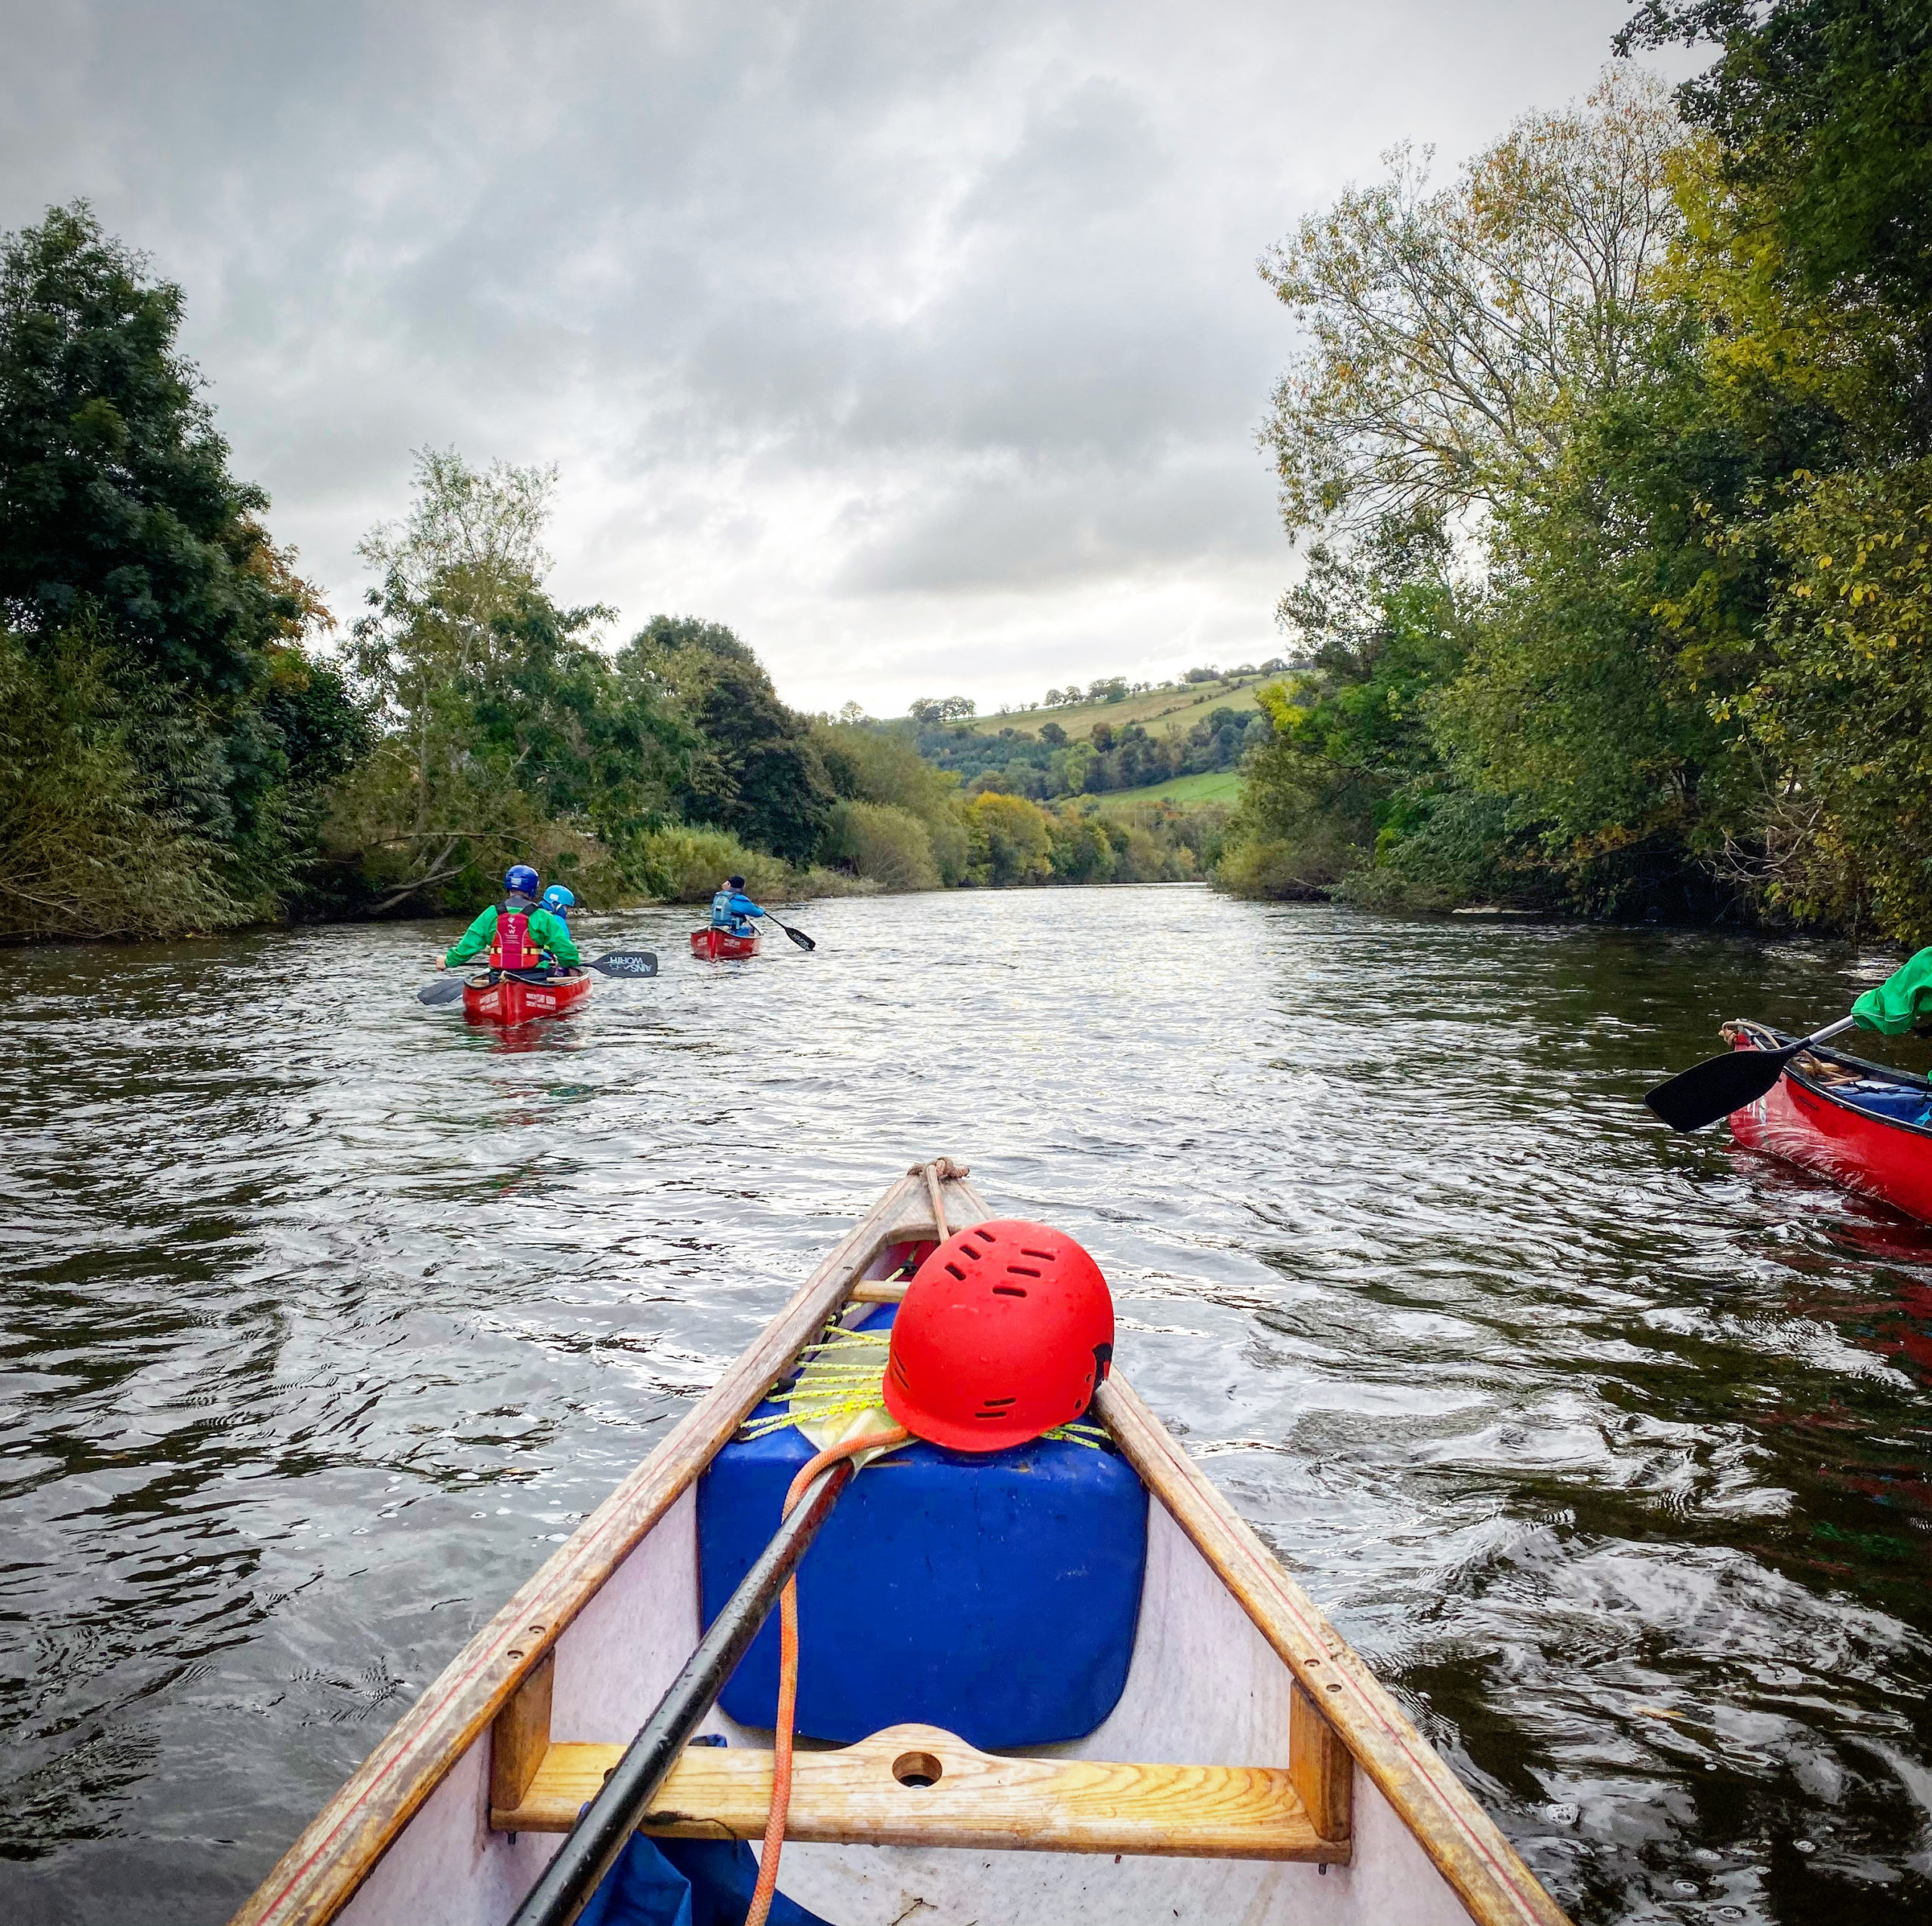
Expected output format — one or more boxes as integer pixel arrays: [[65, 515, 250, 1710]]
[[488, 1721, 1348, 1863]]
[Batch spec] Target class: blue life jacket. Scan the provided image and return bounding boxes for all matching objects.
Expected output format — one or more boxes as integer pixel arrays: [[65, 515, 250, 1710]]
[[710, 888, 761, 930]]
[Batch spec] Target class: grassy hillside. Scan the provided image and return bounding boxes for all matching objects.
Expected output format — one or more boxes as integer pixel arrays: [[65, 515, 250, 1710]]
[[1094, 770, 1243, 810], [971, 673, 1272, 740]]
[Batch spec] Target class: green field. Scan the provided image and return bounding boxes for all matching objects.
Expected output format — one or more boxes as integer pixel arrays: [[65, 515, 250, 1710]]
[[971, 674, 1272, 740], [1094, 770, 1243, 810]]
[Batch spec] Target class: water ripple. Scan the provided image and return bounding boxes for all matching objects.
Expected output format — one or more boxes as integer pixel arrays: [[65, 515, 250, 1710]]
[[1, 891, 1929, 1921]]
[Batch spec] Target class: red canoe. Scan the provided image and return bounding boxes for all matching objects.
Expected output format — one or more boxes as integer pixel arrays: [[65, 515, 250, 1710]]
[[1724, 1020, 1932, 1223], [462, 970, 592, 1026], [690, 926, 759, 959]]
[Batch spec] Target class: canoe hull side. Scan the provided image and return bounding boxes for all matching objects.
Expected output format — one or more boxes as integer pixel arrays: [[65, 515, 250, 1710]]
[[462, 972, 593, 1026], [1728, 1036, 1932, 1223], [690, 928, 760, 959]]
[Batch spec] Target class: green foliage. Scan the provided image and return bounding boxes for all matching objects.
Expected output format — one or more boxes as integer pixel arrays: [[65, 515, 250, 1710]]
[[0, 202, 310, 690], [811, 720, 968, 883], [328, 450, 684, 915], [0, 629, 240, 937], [823, 799, 941, 891], [623, 617, 834, 866], [964, 792, 1055, 886], [1728, 459, 1932, 939], [1259, 69, 1686, 540], [1620, 1, 1932, 345], [1220, 518, 1474, 898], [1232, 20, 1932, 933], [626, 825, 792, 904], [0, 203, 371, 930]]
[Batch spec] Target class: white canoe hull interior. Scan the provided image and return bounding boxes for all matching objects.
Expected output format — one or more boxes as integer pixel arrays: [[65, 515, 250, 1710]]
[[243, 1165, 1567, 1926], [341, 1491, 1464, 1926]]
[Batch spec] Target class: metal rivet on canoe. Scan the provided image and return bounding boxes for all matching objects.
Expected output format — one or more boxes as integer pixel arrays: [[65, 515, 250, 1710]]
[[507, 1649, 523, 1661], [1327, 1681, 1343, 1692], [528, 1624, 545, 1636]]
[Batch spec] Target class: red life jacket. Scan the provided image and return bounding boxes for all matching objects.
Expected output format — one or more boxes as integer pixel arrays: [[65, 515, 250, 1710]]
[[488, 903, 536, 970]]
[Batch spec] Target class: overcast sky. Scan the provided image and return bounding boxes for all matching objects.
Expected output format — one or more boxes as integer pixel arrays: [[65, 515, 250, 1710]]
[[2, 2, 1694, 715]]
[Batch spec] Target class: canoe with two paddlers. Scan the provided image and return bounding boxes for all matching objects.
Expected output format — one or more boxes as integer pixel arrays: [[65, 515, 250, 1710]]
[[229, 1161, 1570, 1926], [691, 927, 760, 960], [1721, 1020, 1932, 1223], [463, 968, 594, 1026]]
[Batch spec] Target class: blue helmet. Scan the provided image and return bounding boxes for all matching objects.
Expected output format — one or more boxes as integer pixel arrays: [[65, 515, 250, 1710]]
[[505, 863, 540, 899], [541, 885, 576, 915]]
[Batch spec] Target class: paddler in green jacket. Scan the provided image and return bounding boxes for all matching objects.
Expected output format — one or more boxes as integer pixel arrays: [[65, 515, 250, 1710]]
[[440, 866, 581, 972]]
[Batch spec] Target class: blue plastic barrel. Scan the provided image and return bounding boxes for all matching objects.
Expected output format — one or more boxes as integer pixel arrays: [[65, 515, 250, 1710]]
[[698, 1349, 1147, 1749]]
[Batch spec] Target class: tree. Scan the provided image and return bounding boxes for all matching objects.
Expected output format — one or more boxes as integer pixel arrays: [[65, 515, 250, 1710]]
[[0, 202, 367, 928], [335, 451, 681, 911], [0, 202, 315, 689], [1619, 2, 1932, 376], [965, 792, 1054, 885], [1259, 67, 1684, 540], [624, 615, 832, 866]]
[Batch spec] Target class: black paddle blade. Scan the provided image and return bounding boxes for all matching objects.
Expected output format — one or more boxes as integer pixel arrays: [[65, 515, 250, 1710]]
[[777, 922, 814, 952], [586, 950, 658, 978], [417, 977, 468, 1006], [1644, 1044, 1792, 1134]]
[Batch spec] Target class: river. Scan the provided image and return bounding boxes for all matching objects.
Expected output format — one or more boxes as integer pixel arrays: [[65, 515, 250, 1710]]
[[3, 886, 1930, 1924]]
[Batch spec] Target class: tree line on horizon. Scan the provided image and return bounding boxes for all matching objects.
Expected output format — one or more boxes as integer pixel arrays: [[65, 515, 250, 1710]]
[[1217, 2, 1932, 945]]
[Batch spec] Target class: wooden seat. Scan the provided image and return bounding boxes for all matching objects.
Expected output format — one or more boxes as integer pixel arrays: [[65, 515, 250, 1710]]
[[489, 1722, 1348, 1863]]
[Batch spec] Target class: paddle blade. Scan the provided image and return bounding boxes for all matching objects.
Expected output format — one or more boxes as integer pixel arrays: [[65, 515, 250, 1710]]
[[417, 977, 467, 1006], [779, 923, 814, 952], [1644, 1045, 1791, 1134], [586, 950, 658, 978]]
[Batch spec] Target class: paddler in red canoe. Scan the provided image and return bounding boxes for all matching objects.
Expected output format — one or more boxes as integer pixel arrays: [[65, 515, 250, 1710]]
[[438, 865, 582, 974], [710, 873, 764, 939]]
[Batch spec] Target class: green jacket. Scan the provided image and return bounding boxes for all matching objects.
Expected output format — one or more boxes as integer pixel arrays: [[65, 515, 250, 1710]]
[[1854, 946, 1932, 1035], [445, 903, 580, 968]]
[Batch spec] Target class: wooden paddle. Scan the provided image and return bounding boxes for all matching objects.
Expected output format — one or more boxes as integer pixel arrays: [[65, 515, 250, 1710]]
[[760, 912, 815, 952], [1644, 1014, 1859, 1133], [414, 950, 659, 1005]]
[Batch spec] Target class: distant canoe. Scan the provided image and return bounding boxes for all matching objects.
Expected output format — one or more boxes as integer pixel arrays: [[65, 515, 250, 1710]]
[[462, 970, 592, 1026], [1724, 1021, 1932, 1223], [229, 1165, 1570, 1926], [691, 927, 760, 960]]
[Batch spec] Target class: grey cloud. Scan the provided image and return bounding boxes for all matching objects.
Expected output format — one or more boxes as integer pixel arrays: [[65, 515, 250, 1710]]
[[1, 0, 1693, 711]]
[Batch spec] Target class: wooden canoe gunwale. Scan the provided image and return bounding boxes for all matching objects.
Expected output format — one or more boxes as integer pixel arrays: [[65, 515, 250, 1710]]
[[229, 1165, 959, 1926], [232, 1160, 1569, 1926]]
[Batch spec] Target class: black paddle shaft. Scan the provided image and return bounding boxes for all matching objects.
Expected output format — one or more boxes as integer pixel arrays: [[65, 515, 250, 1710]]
[[506, 1458, 855, 1926], [1644, 1015, 1860, 1134]]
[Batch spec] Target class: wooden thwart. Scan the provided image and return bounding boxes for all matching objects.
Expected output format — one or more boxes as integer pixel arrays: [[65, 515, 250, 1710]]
[[489, 1723, 1348, 1863]]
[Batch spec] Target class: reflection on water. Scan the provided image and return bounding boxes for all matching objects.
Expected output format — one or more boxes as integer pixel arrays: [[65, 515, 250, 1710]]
[[2, 891, 1929, 1923]]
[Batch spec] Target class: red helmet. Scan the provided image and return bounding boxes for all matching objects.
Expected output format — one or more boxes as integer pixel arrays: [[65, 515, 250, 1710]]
[[884, 1220, 1114, 1452]]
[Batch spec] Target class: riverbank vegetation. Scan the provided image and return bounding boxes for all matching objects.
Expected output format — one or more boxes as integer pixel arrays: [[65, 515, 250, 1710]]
[[1218, 3, 1932, 944], [0, 208, 1223, 940], [9, 2, 1929, 943]]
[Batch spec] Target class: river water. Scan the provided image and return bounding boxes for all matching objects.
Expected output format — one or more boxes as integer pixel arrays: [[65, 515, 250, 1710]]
[[4, 886, 1930, 1925]]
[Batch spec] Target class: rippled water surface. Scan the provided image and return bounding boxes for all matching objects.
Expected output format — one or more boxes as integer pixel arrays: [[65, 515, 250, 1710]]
[[5, 888, 1932, 1924]]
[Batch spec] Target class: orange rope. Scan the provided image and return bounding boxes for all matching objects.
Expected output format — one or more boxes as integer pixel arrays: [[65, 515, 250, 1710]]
[[743, 1423, 909, 1926]]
